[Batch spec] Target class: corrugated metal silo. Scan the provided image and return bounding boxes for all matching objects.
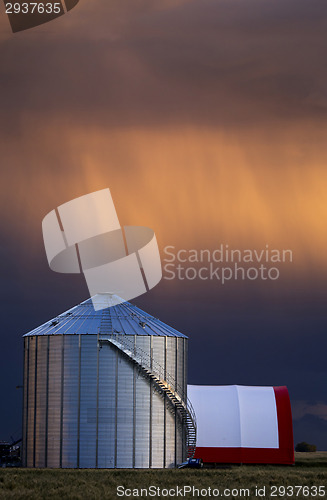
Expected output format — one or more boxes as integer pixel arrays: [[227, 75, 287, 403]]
[[22, 295, 196, 468]]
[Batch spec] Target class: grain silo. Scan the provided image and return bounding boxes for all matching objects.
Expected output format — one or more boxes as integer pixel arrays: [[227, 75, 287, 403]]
[[22, 294, 196, 468]]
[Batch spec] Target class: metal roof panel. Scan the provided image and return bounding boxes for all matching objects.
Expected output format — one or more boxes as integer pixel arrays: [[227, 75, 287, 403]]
[[23, 294, 187, 338]]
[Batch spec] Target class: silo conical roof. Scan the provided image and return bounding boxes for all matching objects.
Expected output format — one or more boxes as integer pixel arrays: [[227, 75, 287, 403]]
[[23, 294, 187, 338]]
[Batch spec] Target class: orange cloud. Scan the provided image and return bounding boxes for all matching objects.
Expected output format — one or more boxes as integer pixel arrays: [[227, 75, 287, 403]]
[[1, 122, 326, 277]]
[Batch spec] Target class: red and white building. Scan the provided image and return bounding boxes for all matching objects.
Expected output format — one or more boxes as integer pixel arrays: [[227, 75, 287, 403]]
[[188, 385, 294, 465]]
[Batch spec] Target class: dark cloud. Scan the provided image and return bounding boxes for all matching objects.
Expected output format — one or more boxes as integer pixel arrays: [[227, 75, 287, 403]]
[[293, 414, 327, 451], [1, 0, 327, 129]]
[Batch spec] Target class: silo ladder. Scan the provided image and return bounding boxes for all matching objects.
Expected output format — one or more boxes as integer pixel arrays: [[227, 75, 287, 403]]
[[98, 335, 197, 460]]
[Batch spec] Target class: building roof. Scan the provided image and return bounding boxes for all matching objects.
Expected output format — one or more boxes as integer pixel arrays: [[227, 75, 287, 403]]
[[23, 295, 187, 338]]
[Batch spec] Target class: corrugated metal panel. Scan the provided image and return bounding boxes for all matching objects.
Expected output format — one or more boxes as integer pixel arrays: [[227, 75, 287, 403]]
[[151, 389, 165, 468], [166, 337, 177, 392], [134, 371, 150, 468], [47, 336, 62, 468], [177, 338, 185, 402], [152, 337, 164, 380], [116, 356, 134, 468], [176, 418, 184, 465], [26, 337, 36, 467], [184, 339, 188, 401], [79, 335, 97, 468], [165, 404, 176, 468], [35, 336, 48, 467], [135, 335, 151, 358], [22, 338, 28, 467], [97, 342, 116, 468], [62, 335, 79, 468]]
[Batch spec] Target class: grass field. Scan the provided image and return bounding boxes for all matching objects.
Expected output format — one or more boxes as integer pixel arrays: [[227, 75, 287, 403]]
[[0, 453, 326, 500]]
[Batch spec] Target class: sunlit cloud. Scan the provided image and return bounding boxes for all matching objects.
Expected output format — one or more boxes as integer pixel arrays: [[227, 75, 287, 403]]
[[1, 123, 326, 278]]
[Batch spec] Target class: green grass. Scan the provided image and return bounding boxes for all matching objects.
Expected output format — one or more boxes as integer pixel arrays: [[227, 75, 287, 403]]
[[0, 453, 326, 499]]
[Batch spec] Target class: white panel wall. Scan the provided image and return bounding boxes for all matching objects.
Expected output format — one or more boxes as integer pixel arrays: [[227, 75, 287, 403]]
[[188, 385, 279, 449], [188, 385, 240, 448], [237, 386, 278, 448]]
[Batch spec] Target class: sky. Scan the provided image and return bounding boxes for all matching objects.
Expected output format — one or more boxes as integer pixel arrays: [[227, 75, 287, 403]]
[[0, 0, 326, 449]]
